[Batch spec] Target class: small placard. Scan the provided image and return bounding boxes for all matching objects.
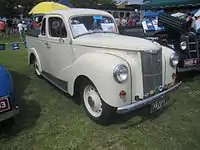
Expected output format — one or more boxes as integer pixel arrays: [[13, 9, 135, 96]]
[[101, 23, 116, 32], [0, 44, 6, 50], [11, 42, 19, 50], [71, 24, 88, 37]]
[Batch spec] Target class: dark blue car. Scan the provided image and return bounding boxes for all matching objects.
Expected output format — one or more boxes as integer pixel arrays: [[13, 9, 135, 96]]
[[0, 65, 19, 122]]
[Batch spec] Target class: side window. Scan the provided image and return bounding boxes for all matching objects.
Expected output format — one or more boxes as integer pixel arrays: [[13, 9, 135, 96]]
[[41, 18, 46, 36], [49, 17, 67, 38]]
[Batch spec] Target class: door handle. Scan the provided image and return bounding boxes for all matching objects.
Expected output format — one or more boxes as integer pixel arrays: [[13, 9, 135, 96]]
[[44, 42, 50, 48]]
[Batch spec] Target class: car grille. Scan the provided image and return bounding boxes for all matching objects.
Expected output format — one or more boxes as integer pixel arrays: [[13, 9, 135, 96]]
[[141, 49, 163, 97], [188, 37, 200, 59]]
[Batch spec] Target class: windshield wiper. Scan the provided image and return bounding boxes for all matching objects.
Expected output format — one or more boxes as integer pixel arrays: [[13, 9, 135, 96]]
[[74, 31, 95, 38]]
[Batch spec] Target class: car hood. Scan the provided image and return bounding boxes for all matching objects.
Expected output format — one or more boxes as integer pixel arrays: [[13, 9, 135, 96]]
[[72, 33, 161, 52]]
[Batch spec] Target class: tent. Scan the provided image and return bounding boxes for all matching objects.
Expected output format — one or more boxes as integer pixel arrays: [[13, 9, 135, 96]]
[[142, 0, 200, 9], [29, 2, 69, 14], [144, 9, 165, 17], [144, 10, 157, 17]]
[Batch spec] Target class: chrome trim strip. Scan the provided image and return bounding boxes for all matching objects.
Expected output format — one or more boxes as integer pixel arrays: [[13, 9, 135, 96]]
[[117, 81, 182, 114], [41, 73, 68, 93]]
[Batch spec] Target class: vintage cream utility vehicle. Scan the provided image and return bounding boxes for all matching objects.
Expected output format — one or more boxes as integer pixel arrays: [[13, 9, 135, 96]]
[[26, 8, 182, 124]]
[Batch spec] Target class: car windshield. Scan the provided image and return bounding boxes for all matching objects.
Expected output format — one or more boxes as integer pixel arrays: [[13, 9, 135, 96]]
[[70, 15, 117, 38]]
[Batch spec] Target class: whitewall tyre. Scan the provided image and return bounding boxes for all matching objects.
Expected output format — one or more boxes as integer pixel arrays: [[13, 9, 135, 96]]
[[34, 59, 41, 77], [80, 80, 116, 125]]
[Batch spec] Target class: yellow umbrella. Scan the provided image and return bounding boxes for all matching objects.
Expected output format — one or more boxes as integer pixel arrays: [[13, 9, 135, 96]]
[[29, 2, 69, 14]]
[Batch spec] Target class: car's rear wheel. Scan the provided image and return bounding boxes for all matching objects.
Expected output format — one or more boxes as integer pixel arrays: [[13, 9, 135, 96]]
[[34, 58, 41, 77], [80, 80, 116, 125]]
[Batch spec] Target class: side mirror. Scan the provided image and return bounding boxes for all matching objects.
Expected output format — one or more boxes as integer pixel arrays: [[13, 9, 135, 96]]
[[59, 37, 65, 43]]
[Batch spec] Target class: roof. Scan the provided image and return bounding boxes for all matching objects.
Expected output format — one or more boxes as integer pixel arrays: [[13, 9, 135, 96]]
[[142, 0, 200, 9], [48, 8, 112, 18]]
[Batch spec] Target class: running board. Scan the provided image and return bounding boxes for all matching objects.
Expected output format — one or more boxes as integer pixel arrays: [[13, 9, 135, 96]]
[[41, 72, 68, 93]]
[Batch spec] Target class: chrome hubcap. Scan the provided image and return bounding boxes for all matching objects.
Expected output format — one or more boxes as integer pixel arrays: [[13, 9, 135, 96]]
[[83, 85, 102, 118]]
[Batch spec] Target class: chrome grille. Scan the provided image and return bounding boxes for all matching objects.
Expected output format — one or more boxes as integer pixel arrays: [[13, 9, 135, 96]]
[[141, 49, 162, 96]]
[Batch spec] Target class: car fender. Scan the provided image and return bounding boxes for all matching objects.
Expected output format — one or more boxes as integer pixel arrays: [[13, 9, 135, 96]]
[[0, 65, 14, 98], [162, 46, 176, 84], [28, 47, 43, 73], [59, 52, 132, 108]]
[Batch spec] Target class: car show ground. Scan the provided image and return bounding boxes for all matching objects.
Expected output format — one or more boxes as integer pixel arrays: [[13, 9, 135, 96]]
[[0, 37, 200, 150]]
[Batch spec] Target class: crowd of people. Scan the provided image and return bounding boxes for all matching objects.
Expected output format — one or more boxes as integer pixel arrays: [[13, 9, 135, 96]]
[[186, 12, 200, 34], [114, 13, 140, 27], [0, 18, 37, 39]]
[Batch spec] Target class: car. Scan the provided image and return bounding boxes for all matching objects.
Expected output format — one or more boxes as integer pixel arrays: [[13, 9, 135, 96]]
[[26, 8, 182, 124], [158, 13, 200, 72], [0, 65, 19, 122]]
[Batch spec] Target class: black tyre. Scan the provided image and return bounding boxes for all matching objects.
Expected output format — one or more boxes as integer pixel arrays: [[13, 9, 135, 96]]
[[80, 80, 116, 125]]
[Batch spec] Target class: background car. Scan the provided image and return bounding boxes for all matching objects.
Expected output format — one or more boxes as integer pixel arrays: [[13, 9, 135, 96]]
[[0, 65, 19, 123]]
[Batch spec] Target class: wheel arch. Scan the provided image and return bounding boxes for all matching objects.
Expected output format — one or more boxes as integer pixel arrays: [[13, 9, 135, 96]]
[[73, 75, 93, 98], [28, 48, 43, 73], [64, 52, 132, 108]]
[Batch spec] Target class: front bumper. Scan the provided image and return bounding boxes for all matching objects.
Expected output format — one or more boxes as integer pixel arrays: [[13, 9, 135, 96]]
[[0, 106, 19, 122], [117, 81, 182, 114]]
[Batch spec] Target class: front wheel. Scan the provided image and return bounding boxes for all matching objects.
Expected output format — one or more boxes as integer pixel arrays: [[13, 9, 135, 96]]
[[80, 81, 116, 125]]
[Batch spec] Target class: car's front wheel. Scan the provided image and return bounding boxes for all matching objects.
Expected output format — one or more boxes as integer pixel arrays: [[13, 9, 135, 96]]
[[80, 80, 116, 125]]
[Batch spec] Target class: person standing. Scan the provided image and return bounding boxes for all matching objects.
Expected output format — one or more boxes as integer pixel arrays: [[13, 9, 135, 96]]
[[17, 21, 23, 39], [194, 16, 200, 35], [0, 20, 6, 37], [6, 18, 13, 36]]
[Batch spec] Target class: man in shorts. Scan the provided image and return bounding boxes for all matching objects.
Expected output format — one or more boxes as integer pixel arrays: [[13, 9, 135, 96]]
[[17, 21, 23, 39]]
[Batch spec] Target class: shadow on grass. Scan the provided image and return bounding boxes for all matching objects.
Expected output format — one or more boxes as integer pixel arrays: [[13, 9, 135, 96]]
[[111, 99, 176, 127], [0, 71, 41, 139], [176, 71, 200, 82]]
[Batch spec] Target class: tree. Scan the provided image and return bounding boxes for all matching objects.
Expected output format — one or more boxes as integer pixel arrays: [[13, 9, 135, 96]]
[[69, 0, 114, 7]]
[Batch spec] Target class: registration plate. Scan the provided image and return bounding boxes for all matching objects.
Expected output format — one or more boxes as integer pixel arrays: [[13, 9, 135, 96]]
[[150, 98, 167, 113], [184, 59, 198, 67], [0, 98, 10, 112]]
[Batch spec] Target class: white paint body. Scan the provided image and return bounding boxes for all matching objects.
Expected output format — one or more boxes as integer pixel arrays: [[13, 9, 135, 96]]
[[26, 8, 176, 108]]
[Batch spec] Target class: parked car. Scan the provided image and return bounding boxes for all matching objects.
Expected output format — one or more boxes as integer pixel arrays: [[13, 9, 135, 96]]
[[26, 8, 181, 124], [158, 13, 200, 72], [0, 65, 19, 122]]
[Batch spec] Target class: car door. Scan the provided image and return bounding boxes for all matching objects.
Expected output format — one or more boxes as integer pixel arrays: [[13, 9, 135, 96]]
[[46, 15, 73, 78], [37, 17, 51, 73]]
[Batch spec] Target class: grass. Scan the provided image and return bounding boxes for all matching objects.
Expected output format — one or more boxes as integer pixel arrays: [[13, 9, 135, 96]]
[[0, 36, 200, 150]]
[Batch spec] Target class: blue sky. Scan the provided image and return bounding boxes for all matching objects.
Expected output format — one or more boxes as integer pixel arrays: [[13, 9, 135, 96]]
[[115, 0, 144, 4]]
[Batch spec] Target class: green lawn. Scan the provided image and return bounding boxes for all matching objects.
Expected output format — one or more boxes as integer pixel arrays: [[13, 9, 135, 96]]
[[0, 36, 200, 150]]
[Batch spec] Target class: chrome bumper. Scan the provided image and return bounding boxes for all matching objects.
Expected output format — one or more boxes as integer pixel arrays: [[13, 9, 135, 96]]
[[0, 107, 19, 122], [117, 81, 182, 114]]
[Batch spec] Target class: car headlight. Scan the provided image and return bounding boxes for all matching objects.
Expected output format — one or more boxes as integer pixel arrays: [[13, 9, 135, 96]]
[[170, 52, 179, 67], [180, 41, 187, 50], [113, 64, 128, 83]]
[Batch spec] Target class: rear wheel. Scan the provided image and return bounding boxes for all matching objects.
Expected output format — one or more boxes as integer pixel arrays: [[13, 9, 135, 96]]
[[34, 58, 41, 77], [80, 80, 116, 125]]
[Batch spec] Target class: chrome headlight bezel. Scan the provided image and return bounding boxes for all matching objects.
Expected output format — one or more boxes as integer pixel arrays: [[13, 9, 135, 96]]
[[180, 41, 187, 50], [113, 64, 128, 83], [170, 52, 179, 67]]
